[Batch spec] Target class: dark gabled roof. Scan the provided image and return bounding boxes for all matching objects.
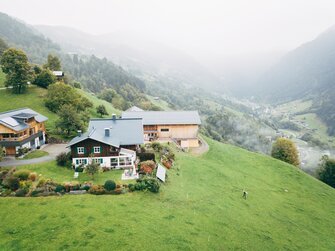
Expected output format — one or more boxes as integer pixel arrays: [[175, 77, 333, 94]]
[[0, 108, 48, 132], [126, 106, 144, 112], [121, 111, 201, 125], [68, 118, 144, 148]]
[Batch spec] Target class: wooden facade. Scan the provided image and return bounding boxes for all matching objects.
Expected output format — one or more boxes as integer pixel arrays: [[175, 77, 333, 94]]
[[0, 117, 46, 155], [70, 138, 137, 159]]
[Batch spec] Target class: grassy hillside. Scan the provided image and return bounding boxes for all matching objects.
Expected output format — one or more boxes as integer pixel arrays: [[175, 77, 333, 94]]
[[0, 138, 334, 250], [0, 69, 5, 87], [0, 86, 121, 137]]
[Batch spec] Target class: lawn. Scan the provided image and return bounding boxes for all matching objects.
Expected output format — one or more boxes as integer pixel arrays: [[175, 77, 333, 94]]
[[14, 161, 130, 185], [0, 138, 335, 250], [0, 69, 5, 88], [18, 150, 49, 160]]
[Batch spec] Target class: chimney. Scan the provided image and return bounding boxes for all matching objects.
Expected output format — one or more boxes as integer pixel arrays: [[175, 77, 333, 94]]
[[104, 128, 110, 137], [77, 130, 82, 137], [112, 114, 117, 120]]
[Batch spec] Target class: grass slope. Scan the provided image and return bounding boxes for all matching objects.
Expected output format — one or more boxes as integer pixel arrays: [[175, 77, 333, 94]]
[[17, 150, 48, 160], [0, 86, 121, 137], [1, 138, 334, 250]]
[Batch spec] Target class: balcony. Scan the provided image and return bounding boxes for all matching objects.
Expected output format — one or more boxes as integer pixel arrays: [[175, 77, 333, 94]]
[[0, 131, 43, 147]]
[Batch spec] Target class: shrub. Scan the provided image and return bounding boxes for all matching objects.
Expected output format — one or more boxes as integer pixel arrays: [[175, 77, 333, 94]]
[[88, 185, 105, 195], [15, 189, 27, 197], [138, 152, 156, 162], [28, 172, 38, 181], [19, 180, 32, 193], [151, 142, 162, 152], [271, 138, 300, 167], [135, 176, 160, 193], [104, 180, 116, 191], [128, 183, 135, 192], [140, 160, 156, 174], [13, 170, 31, 180], [81, 184, 91, 191], [3, 176, 20, 191], [55, 185, 65, 193], [56, 152, 72, 167], [75, 166, 84, 172]]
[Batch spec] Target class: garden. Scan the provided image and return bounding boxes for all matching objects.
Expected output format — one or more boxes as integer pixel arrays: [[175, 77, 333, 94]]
[[0, 142, 176, 197]]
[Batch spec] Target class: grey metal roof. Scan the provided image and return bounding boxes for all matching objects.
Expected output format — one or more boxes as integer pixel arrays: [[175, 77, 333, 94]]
[[68, 118, 144, 147], [126, 106, 144, 112], [0, 108, 48, 132], [121, 111, 201, 125]]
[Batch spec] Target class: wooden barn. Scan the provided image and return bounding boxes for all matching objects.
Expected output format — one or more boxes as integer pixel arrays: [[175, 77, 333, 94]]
[[122, 110, 201, 148]]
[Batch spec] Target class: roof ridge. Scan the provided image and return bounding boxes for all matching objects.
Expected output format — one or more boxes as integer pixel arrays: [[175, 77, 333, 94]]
[[0, 107, 30, 115]]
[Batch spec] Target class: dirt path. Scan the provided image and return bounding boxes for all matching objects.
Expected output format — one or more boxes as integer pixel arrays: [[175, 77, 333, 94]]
[[190, 136, 209, 155]]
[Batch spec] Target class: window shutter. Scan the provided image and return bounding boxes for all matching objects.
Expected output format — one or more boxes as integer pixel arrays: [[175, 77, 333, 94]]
[[76, 159, 79, 165], [100, 158, 103, 164], [84, 159, 88, 164], [100, 146, 102, 153], [91, 147, 94, 154], [83, 147, 86, 154]]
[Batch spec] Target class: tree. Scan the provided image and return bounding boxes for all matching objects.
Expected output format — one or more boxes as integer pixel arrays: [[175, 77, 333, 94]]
[[85, 161, 100, 180], [0, 37, 9, 57], [0, 147, 5, 161], [1, 48, 32, 94], [44, 54, 61, 71], [45, 82, 93, 113], [33, 68, 56, 88], [98, 88, 117, 103], [55, 104, 87, 136], [96, 105, 108, 117], [271, 138, 300, 166], [317, 155, 335, 188]]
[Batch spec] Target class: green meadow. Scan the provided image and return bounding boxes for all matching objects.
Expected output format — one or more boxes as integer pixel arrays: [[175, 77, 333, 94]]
[[1, 138, 334, 250]]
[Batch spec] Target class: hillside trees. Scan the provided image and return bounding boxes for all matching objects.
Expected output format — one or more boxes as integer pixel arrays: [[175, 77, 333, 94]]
[[271, 138, 300, 166], [317, 155, 335, 188], [44, 54, 61, 71], [1, 48, 32, 93], [33, 68, 56, 88], [96, 105, 108, 117], [45, 82, 93, 136], [0, 37, 8, 56]]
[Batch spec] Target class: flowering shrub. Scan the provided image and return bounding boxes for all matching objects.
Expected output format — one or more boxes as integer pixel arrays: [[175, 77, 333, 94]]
[[88, 185, 105, 195], [13, 170, 31, 180], [140, 160, 156, 174]]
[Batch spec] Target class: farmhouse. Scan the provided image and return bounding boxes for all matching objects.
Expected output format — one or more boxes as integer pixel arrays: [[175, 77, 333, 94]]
[[68, 116, 144, 169], [0, 108, 48, 155], [122, 110, 201, 148]]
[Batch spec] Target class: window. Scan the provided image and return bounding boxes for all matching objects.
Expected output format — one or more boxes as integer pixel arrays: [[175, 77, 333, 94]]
[[77, 147, 85, 154], [76, 158, 87, 165], [160, 128, 169, 132], [93, 146, 101, 153], [92, 158, 103, 164]]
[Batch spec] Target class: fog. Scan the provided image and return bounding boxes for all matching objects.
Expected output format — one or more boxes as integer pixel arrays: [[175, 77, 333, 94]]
[[1, 0, 335, 61]]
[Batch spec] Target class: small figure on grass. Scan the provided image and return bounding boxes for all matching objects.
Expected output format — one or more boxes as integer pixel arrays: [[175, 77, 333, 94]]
[[242, 190, 248, 200]]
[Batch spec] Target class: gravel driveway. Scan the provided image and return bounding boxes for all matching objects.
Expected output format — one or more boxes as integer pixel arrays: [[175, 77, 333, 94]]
[[0, 144, 69, 167]]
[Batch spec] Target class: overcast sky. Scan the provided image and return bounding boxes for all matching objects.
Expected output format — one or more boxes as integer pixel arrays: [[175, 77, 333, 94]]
[[1, 0, 335, 56]]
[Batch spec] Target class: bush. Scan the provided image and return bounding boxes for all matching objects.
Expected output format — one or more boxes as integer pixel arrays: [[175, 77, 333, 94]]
[[128, 183, 135, 192], [88, 185, 105, 195], [75, 166, 84, 172], [138, 152, 156, 162], [140, 160, 156, 174], [55, 185, 65, 193], [19, 180, 32, 193], [135, 176, 160, 193], [13, 170, 31, 180], [29, 172, 38, 181], [56, 152, 72, 167], [81, 184, 91, 191], [151, 142, 162, 152], [15, 189, 27, 197], [271, 138, 300, 167], [104, 180, 116, 191], [3, 176, 20, 191]]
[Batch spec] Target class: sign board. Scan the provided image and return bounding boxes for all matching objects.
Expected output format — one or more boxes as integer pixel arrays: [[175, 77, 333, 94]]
[[156, 164, 166, 182]]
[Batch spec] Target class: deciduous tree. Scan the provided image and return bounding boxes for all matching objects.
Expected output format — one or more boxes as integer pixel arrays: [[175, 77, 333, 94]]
[[317, 155, 335, 188], [271, 138, 300, 167], [96, 105, 108, 117], [33, 68, 56, 88], [1, 48, 32, 94], [44, 54, 61, 71]]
